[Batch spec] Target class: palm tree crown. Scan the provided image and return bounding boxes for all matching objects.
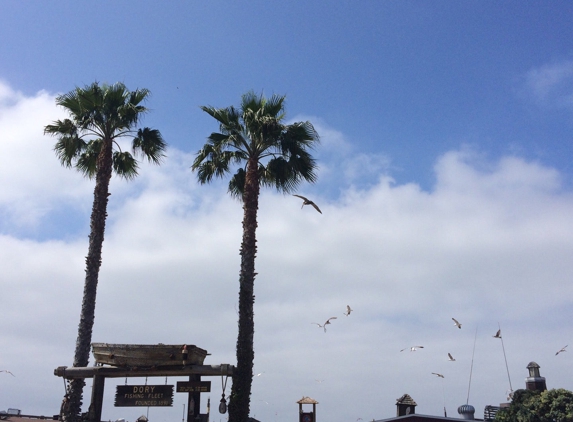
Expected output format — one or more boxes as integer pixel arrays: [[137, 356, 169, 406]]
[[45, 81, 165, 178], [193, 91, 318, 197]]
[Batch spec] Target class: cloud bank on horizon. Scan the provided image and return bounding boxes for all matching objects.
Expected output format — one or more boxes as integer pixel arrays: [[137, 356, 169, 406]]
[[1, 80, 572, 422]]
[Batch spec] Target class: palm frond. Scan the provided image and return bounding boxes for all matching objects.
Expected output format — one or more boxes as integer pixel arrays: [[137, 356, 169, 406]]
[[128, 87, 151, 106], [206, 132, 247, 153], [118, 86, 150, 127], [240, 91, 259, 110], [287, 152, 319, 184], [261, 157, 295, 191], [228, 168, 246, 199], [44, 118, 77, 136], [132, 127, 166, 164], [261, 156, 316, 192], [240, 91, 285, 118], [193, 148, 246, 184], [53, 135, 88, 167], [113, 151, 139, 180], [75, 139, 103, 178], [55, 90, 85, 121], [200, 105, 241, 134], [76, 83, 105, 130], [281, 121, 320, 150], [260, 93, 286, 120], [45, 118, 89, 166]]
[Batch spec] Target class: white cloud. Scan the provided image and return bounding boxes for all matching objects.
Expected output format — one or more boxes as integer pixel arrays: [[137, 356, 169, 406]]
[[1, 85, 573, 422], [522, 59, 573, 110], [342, 152, 392, 184], [0, 81, 93, 232], [293, 116, 392, 196]]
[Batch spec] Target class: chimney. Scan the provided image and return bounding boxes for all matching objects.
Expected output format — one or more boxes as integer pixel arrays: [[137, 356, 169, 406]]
[[457, 404, 475, 420], [396, 394, 417, 416], [525, 362, 547, 392]]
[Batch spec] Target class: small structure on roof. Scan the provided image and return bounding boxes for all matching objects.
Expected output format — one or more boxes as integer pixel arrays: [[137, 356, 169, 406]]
[[297, 396, 318, 422], [525, 361, 547, 392], [396, 394, 417, 416]]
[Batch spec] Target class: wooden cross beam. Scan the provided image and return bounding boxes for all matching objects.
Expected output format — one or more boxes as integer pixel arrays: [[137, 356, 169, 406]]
[[54, 364, 234, 379]]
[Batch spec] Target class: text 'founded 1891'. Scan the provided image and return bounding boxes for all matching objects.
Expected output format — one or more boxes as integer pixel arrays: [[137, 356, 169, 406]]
[[115, 385, 174, 407]]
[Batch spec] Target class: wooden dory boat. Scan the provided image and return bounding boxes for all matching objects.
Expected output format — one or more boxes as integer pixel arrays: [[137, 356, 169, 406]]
[[91, 343, 209, 368]]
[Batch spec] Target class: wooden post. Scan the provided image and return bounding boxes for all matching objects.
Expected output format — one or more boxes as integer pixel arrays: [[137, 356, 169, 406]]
[[186, 375, 201, 422], [90, 375, 105, 422]]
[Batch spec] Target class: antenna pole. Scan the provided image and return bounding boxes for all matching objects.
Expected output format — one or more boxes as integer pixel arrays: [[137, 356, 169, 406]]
[[442, 380, 447, 417], [499, 323, 513, 393], [466, 326, 478, 405]]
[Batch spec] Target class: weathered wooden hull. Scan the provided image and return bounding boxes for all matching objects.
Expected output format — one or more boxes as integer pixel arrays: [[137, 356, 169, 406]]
[[91, 343, 208, 368]]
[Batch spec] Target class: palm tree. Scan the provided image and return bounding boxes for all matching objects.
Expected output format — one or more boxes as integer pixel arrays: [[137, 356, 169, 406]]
[[192, 91, 319, 422], [44, 82, 166, 422]]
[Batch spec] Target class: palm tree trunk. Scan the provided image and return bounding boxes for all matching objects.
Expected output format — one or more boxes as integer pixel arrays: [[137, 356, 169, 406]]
[[62, 139, 113, 422], [228, 157, 260, 422]]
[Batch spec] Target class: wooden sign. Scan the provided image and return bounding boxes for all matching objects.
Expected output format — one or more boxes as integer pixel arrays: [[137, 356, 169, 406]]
[[115, 385, 174, 407], [176, 381, 211, 393]]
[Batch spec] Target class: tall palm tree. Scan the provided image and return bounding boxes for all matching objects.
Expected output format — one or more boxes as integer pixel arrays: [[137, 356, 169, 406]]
[[44, 82, 166, 422], [192, 91, 319, 422]]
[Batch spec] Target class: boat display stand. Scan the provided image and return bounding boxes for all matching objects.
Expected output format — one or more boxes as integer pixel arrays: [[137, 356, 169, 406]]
[[54, 344, 234, 422]]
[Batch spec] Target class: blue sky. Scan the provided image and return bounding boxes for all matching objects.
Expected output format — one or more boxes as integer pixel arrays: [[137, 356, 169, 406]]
[[2, 2, 573, 422], [3, 1, 573, 189]]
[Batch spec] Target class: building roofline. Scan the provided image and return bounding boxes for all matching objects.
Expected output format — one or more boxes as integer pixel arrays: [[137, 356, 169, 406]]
[[374, 413, 484, 421]]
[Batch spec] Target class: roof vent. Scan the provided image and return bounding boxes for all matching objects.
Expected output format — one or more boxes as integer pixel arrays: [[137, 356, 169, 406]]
[[458, 404, 475, 420]]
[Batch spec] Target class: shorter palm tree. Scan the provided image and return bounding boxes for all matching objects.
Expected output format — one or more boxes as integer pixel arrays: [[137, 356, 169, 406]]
[[45, 81, 166, 422]]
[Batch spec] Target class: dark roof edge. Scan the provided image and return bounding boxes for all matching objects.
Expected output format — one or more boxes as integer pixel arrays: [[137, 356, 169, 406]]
[[374, 413, 484, 421]]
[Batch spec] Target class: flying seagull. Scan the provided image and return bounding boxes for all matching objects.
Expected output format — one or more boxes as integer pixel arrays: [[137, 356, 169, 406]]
[[312, 317, 337, 332], [556, 345, 568, 356], [344, 305, 353, 316], [493, 329, 502, 339], [293, 195, 322, 214], [432, 372, 445, 378], [401, 346, 424, 352], [447, 353, 456, 361], [452, 318, 462, 329], [1, 370, 14, 376]]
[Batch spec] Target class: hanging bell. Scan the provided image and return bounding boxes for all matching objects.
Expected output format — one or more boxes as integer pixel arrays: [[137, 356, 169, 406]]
[[219, 396, 227, 414]]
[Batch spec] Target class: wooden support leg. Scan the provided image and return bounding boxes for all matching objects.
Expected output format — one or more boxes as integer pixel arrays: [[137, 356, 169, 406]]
[[90, 375, 105, 422]]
